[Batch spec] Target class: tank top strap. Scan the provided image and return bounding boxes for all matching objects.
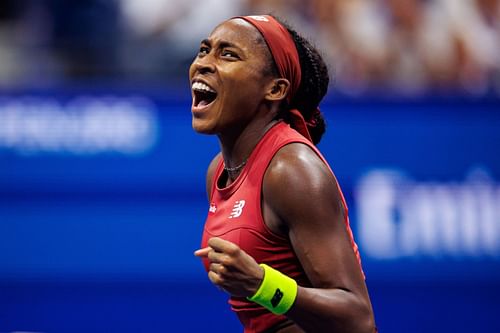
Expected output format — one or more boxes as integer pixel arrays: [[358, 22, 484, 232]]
[[243, 122, 306, 185], [209, 156, 225, 201]]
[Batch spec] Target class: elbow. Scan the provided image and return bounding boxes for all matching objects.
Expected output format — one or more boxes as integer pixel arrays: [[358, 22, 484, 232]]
[[357, 300, 376, 333], [361, 315, 377, 333], [321, 294, 376, 332], [336, 290, 376, 332]]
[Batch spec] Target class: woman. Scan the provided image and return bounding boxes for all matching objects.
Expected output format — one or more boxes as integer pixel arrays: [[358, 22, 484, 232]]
[[192, 15, 376, 333]]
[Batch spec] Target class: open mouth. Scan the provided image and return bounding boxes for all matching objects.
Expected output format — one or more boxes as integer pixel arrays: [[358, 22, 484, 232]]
[[192, 81, 217, 108]]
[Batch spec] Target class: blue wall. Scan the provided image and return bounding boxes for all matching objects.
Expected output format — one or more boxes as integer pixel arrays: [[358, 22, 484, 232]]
[[1, 87, 499, 332]]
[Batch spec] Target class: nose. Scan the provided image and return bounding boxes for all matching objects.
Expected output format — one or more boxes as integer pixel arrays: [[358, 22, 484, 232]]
[[190, 54, 216, 76]]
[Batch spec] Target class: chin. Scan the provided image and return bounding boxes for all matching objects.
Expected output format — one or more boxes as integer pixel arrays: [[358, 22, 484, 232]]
[[192, 118, 217, 135]]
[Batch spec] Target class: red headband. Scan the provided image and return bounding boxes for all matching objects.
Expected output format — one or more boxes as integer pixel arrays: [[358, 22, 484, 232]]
[[234, 15, 314, 142]]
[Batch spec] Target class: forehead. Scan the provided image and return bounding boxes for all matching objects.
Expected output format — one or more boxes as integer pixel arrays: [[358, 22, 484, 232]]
[[208, 18, 265, 51]]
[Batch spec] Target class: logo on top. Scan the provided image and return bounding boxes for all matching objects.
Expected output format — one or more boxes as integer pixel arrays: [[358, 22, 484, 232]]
[[229, 200, 246, 219], [209, 203, 217, 213], [248, 15, 269, 22]]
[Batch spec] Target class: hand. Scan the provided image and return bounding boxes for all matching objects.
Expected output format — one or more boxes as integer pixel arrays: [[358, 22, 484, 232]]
[[194, 237, 264, 297]]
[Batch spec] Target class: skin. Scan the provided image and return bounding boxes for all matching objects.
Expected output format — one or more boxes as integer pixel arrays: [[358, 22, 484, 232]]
[[189, 19, 288, 170], [191, 19, 376, 333]]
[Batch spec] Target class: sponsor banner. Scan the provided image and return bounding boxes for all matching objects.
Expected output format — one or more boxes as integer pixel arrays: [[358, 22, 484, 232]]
[[0, 90, 499, 279]]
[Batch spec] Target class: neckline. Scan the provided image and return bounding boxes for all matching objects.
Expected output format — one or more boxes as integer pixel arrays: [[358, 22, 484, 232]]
[[215, 121, 284, 197]]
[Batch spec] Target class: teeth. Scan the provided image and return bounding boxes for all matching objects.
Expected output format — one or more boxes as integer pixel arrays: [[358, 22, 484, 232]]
[[192, 81, 216, 93]]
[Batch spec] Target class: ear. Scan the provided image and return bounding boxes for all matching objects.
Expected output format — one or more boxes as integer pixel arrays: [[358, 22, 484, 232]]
[[264, 78, 290, 102]]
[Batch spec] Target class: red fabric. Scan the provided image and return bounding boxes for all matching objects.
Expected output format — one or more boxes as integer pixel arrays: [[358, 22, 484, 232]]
[[288, 108, 312, 142], [235, 15, 301, 101], [234, 15, 314, 143], [201, 122, 363, 332]]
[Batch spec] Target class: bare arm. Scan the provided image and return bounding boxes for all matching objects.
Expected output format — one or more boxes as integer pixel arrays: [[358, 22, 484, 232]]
[[262, 143, 375, 332], [205, 153, 222, 201], [195, 145, 375, 332]]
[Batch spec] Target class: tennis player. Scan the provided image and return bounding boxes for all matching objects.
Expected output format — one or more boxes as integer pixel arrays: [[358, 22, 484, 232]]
[[192, 15, 376, 333]]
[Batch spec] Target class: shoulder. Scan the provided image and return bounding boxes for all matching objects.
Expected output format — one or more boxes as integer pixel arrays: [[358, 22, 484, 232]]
[[264, 142, 335, 195], [206, 153, 222, 201], [262, 142, 344, 227]]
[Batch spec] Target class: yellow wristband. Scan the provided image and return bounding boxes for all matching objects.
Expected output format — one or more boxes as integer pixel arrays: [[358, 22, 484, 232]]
[[247, 264, 298, 315]]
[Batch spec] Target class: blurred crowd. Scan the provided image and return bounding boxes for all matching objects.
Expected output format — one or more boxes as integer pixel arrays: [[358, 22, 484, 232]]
[[0, 0, 499, 96]]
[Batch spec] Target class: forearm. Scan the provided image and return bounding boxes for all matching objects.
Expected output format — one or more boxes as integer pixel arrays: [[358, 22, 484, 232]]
[[285, 286, 375, 333]]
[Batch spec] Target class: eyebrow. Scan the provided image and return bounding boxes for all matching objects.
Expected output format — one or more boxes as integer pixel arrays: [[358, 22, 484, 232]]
[[200, 38, 244, 52]]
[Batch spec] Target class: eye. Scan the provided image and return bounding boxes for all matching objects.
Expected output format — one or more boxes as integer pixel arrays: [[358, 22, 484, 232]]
[[198, 46, 210, 56], [221, 50, 239, 59]]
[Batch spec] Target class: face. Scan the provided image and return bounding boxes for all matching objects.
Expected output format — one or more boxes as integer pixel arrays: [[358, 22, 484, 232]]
[[189, 19, 274, 135]]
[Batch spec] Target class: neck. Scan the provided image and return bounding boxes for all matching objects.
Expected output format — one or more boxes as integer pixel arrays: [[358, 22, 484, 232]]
[[218, 118, 278, 181]]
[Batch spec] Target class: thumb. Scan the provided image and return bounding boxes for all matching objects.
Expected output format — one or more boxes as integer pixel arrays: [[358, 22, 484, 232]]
[[194, 247, 211, 257]]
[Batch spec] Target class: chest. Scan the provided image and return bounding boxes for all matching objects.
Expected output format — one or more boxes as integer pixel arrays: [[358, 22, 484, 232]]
[[201, 183, 291, 270]]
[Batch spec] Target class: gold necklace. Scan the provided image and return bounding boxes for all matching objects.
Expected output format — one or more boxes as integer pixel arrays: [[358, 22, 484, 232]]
[[224, 159, 247, 173]]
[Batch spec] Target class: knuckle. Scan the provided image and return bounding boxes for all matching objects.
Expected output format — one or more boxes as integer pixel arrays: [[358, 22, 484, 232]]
[[208, 268, 226, 285], [214, 275, 224, 285], [221, 255, 233, 266], [227, 244, 240, 255], [208, 271, 219, 283], [210, 263, 226, 276], [207, 250, 218, 262]]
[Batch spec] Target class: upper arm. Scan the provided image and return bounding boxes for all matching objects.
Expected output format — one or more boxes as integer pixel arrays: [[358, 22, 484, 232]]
[[263, 144, 365, 292], [206, 153, 222, 202]]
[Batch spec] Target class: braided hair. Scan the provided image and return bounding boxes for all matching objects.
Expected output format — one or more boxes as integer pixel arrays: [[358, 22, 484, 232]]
[[266, 16, 330, 145]]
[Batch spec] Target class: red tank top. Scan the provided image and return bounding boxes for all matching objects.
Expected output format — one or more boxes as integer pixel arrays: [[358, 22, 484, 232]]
[[201, 121, 362, 333]]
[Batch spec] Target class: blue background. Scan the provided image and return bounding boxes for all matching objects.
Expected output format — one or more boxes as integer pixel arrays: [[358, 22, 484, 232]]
[[1, 87, 500, 332]]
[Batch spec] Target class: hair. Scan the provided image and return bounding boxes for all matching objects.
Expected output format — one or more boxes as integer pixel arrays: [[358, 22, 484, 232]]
[[264, 16, 330, 145]]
